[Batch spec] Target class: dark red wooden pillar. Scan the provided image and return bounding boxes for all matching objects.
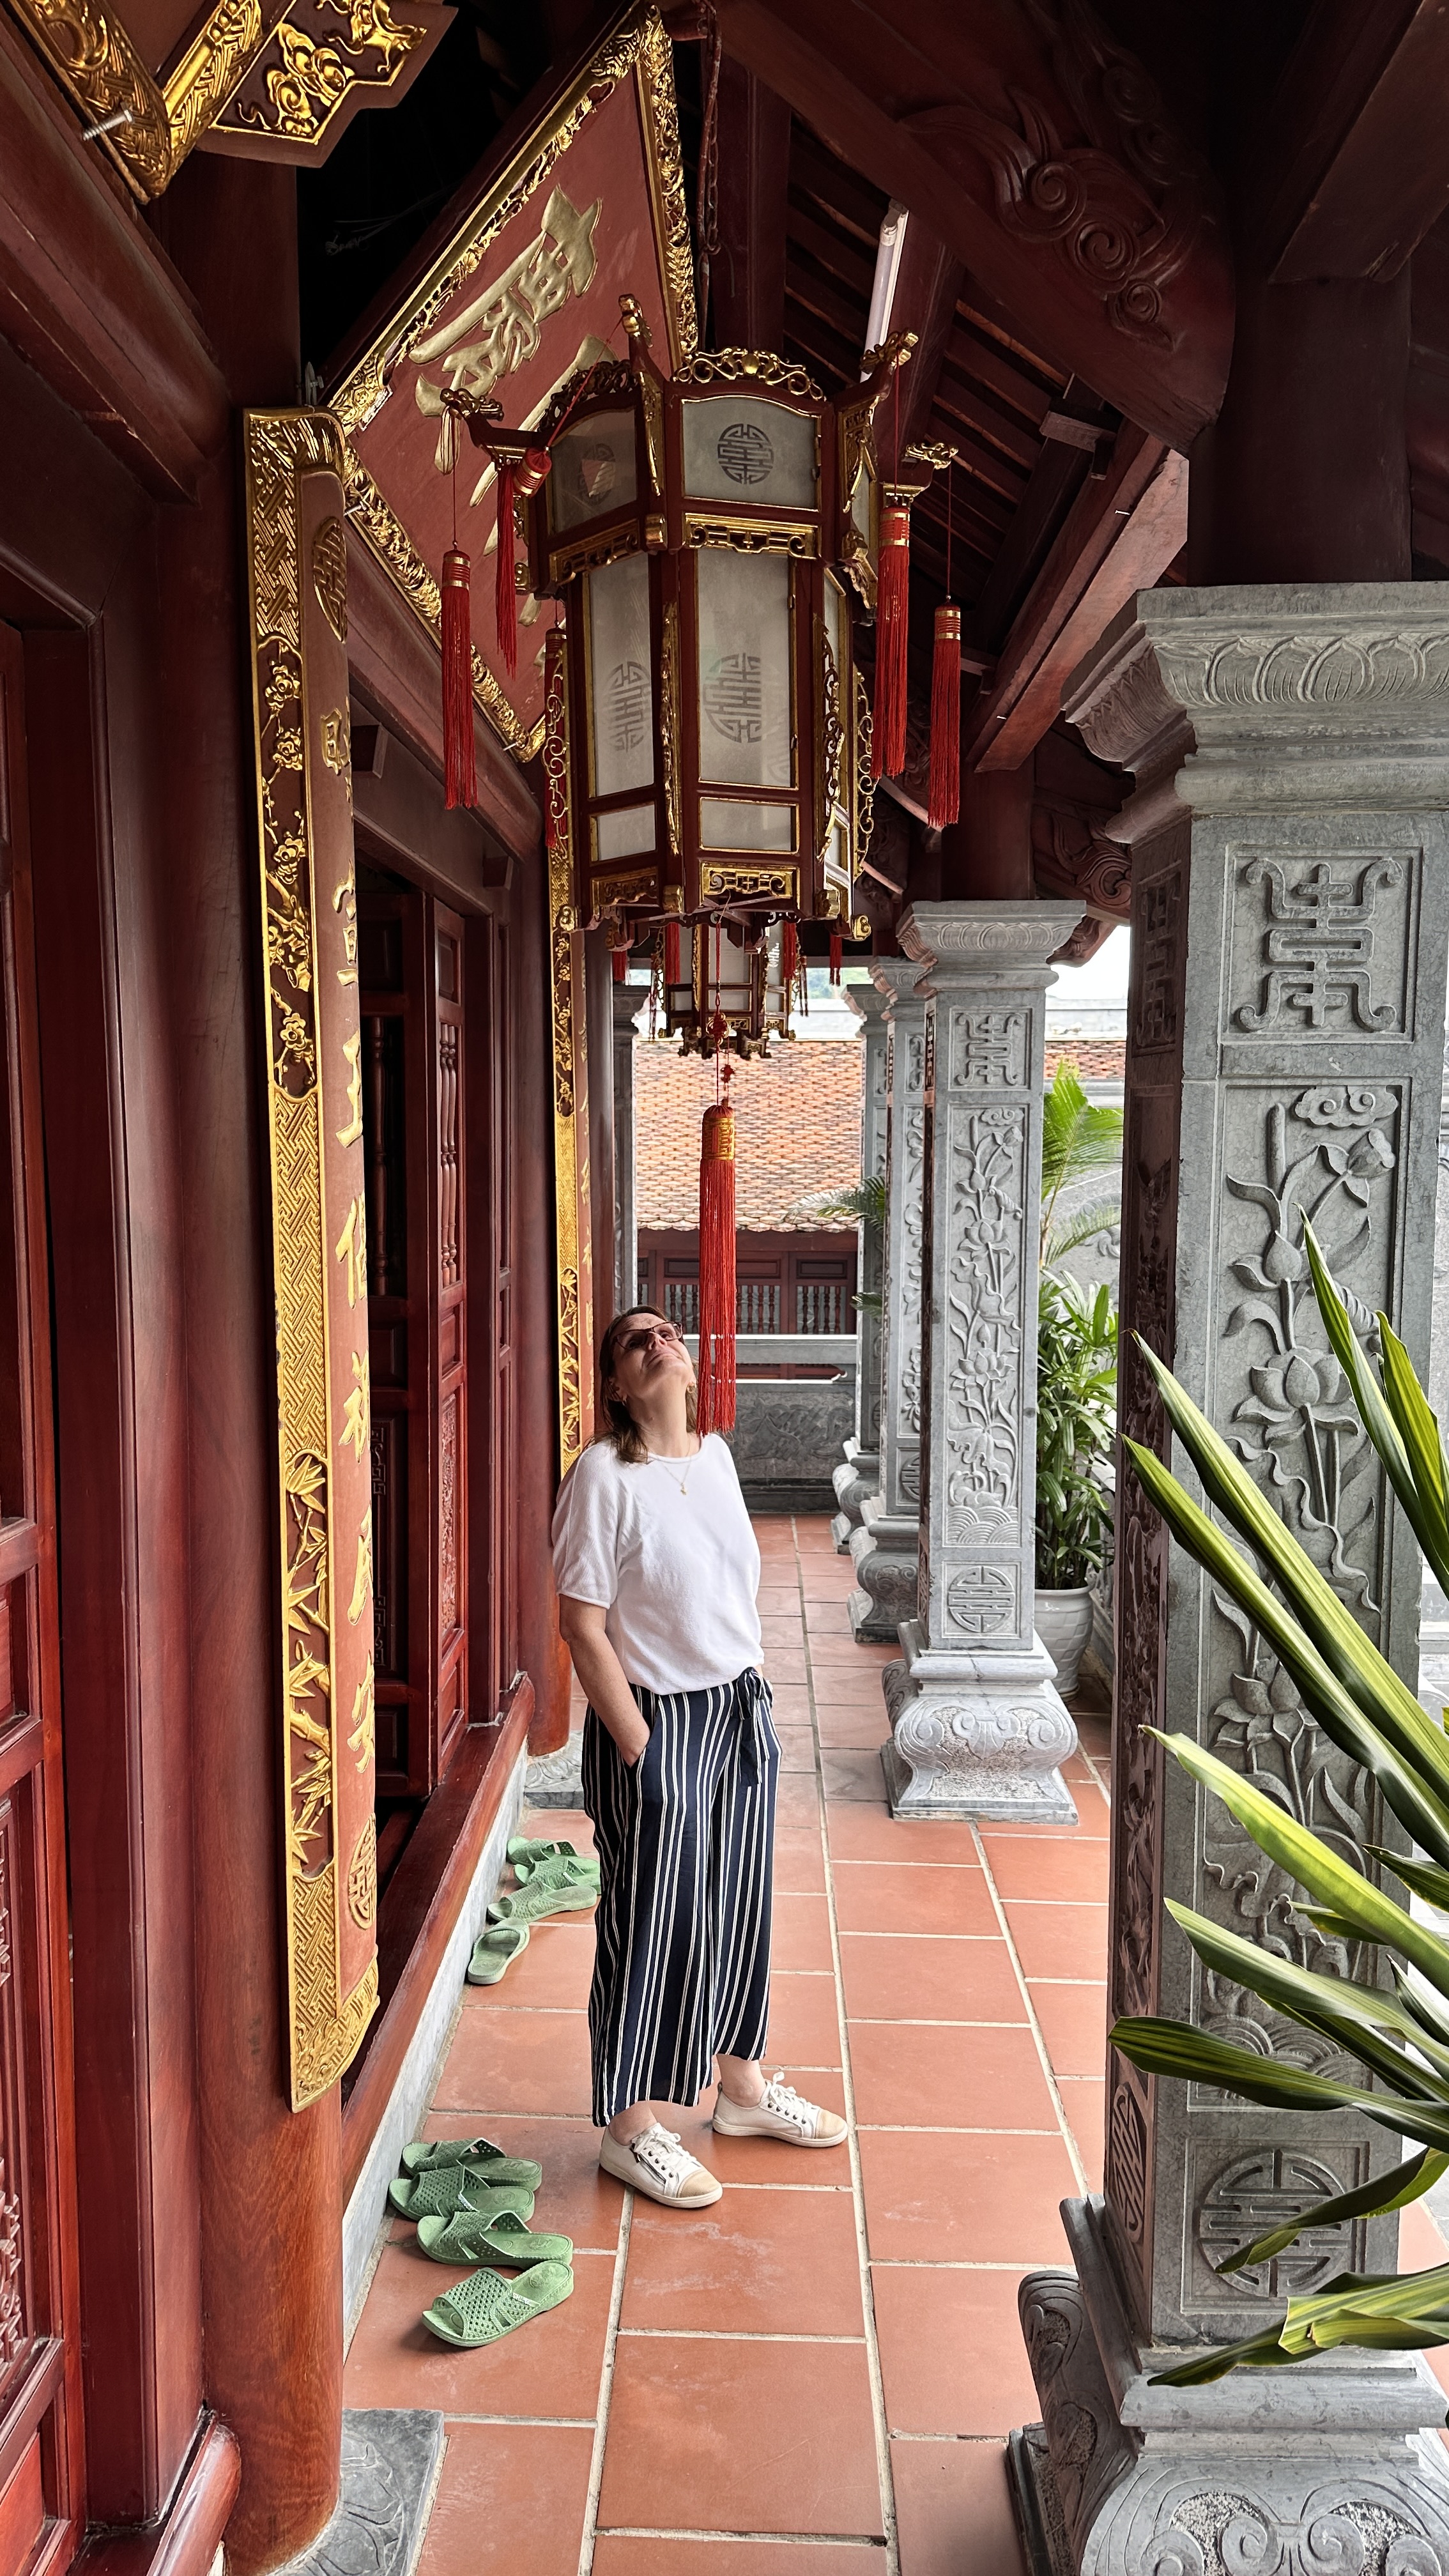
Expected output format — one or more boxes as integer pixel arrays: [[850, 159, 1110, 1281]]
[[1187, 268, 1412, 582], [939, 758, 1035, 900], [157, 164, 341, 2576]]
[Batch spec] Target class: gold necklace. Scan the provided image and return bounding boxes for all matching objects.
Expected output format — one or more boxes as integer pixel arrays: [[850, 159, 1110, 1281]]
[[647, 1440, 700, 1500]]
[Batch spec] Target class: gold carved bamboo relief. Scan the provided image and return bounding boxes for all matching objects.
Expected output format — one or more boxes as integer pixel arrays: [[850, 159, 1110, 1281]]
[[243, 408, 379, 2111]]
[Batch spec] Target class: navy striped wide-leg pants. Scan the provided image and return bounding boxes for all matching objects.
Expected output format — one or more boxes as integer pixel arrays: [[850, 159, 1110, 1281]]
[[581, 1667, 779, 2128]]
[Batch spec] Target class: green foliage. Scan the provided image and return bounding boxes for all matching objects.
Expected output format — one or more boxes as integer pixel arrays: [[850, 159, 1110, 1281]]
[[793, 1173, 887, 1230], [1041, 1061, 1123, 1265], [1035, 1270, 1117, 1589], [1113, 1222, 1449, 2380]]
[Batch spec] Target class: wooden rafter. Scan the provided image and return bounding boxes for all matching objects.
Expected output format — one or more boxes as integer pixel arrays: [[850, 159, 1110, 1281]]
[[712, 59, 793, 347], [1242, 0, 1449, 283], [963, 425, 1188, 771], [715, 0, 1232, 447]]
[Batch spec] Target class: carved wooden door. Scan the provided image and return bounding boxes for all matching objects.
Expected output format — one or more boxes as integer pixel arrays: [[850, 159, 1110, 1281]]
[[431, 903, 468, 1779], [0, 627, 86, 2573], [356, 864, 471, 1811]]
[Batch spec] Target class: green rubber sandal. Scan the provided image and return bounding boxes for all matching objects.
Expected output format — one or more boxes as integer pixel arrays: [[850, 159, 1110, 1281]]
[[466, 1924, 530, 1985], [422, 2260, 574, 2348], [487, 1861, 598, 1924], [507, 1836, 594, 1874], [509, 1843, 599, 1886], [400, 2135, 544, 2188], [388, 2171, 536, 2223], [415, 2207, 574, 2268]]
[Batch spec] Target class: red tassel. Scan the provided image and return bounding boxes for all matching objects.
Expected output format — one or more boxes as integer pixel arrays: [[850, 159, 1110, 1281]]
[[928, 603, 962, 828], [441, 548, 477, 811], [494, 459, 518, 679], [612, 945, 627, 983], [871, 503, 910, 781], [829, 930, 843, 985], [664, 917, 681, 989], [696, 1095, 737, 1436]]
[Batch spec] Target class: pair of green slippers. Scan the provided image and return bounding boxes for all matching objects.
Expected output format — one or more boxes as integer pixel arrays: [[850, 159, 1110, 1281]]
[[392, 2135, 574, 2349], [465, 1837, 600, 1986]]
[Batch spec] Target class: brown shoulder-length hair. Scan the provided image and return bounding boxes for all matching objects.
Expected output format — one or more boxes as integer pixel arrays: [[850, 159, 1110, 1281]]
[[594, 1307, 698, 1464]]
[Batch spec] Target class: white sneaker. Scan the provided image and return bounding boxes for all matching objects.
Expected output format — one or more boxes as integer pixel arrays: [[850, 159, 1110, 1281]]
[[712, 2074, 848, 2147], [599, 2121, 723, 2207]]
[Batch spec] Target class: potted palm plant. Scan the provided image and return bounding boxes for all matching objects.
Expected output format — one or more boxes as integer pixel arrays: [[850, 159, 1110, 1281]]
[[1035, 1062, 1123, 1695], [1112, 1223, 1449, 2382], [1036, 1269, 1117, 1693]]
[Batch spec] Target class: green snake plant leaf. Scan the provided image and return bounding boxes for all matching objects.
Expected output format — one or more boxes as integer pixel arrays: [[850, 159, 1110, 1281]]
[[1370, 1847, 1449, 1912], [1163, 1899, 1449, 2092], [1151, 1730, 1449, 2002], [1124, 1441, 1449, 1866], [1132, 1346, 1449, 1809], [1211, 2147, 1449, 2279], [1304, 1221, 1449, 1598]]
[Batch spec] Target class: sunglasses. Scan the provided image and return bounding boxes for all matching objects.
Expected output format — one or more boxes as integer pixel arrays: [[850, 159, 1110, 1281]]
[[616, 1322, 684, 1358]]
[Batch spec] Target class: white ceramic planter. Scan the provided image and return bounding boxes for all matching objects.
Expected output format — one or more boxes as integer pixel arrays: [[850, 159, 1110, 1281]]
[[1036, 1586, 1094, 1697]]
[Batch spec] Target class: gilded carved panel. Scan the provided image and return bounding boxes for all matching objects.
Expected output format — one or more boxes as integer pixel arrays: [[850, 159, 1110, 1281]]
[[243, 408, 378, 2112], [330, 1, 695, 765]]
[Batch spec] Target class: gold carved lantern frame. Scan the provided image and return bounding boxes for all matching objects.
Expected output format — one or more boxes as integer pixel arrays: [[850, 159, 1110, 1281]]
[[525, 315, 900, 942]]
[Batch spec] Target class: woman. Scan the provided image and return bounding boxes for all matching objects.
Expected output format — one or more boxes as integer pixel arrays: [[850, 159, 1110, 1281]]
[[553, 1305, 846, 2208]]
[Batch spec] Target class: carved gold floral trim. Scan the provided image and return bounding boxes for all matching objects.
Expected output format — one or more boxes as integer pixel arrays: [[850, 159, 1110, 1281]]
[[9, 0, 433, 197]]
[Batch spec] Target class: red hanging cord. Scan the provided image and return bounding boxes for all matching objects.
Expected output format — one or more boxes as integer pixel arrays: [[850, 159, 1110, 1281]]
[[441, 431, 477, 811], [928, 463, 961, 829], [870, 371, 908, 781]]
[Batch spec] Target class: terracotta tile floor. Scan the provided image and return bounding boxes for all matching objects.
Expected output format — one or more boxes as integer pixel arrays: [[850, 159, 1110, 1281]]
[[346, 1515, 1110, 2574]]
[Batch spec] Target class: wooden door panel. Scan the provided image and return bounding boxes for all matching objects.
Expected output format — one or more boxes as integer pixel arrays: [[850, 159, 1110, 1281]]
[[432, 905, 466, 1779], [0, 627, 84, 2576]]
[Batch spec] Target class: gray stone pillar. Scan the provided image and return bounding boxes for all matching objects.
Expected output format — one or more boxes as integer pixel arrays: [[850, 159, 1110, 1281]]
[[879, 901, 1084, 1819], [848, 962, 928, 1642], [611, 979, 639, 1317], [832, 983, 890, 1549], [1013, 589, 1449, 2569]]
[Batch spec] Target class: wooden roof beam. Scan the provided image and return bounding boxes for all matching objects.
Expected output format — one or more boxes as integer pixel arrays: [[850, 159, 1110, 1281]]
[[712, 57, 793, 349], [963, 425, 1188, 773], [1243, 0, 1449, 283], [714, 0, 1232, 447]]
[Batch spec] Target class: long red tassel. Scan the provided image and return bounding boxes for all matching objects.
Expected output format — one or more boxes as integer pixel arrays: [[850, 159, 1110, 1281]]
[[494, 460, 518, 680], [696, 1093, 737, 1436], [871, 503, 910, 781], [928, 603, 962, 827], [664, 917, 681, 989], [441, 548, 477, 811], [829, 930, 843, 985], [612, 945, 627, 984]]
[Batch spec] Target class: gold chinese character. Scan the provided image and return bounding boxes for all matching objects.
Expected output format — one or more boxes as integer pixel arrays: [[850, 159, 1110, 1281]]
[[334, 855, 358, 985], [347, 1508, 373, 1625], [336, 1030, 364, 1146], [335, 1193, 367, 1307], [413, 186, 601, 464], [340, 1347, 370, 1459], [348, 1652, 375, 1772]]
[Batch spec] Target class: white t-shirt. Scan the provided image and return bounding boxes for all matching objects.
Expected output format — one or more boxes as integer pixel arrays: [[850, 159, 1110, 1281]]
[[552, 1434, 762, 1695]]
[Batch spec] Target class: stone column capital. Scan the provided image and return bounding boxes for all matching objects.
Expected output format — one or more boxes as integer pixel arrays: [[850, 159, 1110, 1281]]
[[1066, 581, 1449, 818], [844, 982, 891, 1029], [610, 982, 643, 1033], [866, 956, 930, 1009], [897, 900, 1085, 986]]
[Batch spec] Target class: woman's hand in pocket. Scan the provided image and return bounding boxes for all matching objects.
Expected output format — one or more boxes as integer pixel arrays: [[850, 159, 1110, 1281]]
[[615, 1717, 651, 1770]]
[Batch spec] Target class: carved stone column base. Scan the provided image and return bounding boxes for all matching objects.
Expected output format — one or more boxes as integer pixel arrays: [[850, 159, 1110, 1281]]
[[847, 1498, 918, 1643], [880, 1617, 1077, 1820], [1012, 2196, 1449, 2576], [832, 1440, 881, 1550]]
